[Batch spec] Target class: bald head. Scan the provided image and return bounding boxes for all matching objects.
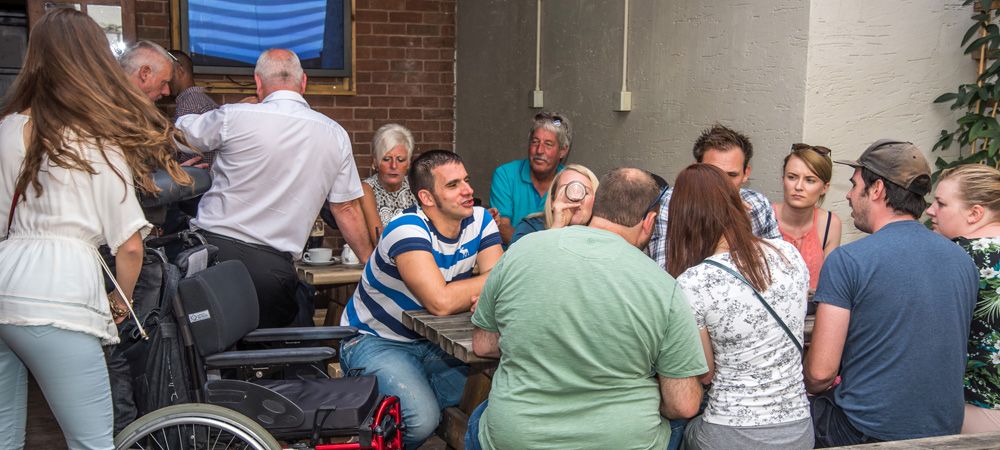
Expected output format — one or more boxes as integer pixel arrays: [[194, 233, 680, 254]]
[[592, 168, 661, 227], [119, 40, 174, 101], [253, 49, 306, 98]]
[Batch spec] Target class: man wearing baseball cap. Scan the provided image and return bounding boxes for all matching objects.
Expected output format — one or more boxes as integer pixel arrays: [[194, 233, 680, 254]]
[[803, 139, 978, 446]]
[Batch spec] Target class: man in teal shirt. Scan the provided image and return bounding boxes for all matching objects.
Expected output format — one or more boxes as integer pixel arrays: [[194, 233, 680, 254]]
[[489, 111, 569, 245], [470, 168, 707, 450]]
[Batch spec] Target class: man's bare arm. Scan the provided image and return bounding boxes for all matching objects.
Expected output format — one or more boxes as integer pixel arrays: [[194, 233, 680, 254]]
[[472, 328, 500, 358], [396, 251, 489, 316], [657, 375, 702, 419], [330, 200, 374, 265], [804, 303, 850, 393]]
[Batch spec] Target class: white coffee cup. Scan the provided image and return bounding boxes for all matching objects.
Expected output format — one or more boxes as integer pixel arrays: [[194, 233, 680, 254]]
[[341, 244, 359, 265], [304, 247, 334, 263]]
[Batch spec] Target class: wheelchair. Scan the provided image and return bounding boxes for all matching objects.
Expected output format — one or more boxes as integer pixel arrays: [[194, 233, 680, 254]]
[[113, 170, 403, 450]]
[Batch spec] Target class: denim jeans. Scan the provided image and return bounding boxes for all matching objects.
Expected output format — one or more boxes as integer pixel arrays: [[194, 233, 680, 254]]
[[464, 400, 488, 450], [0, 324, 113, 450], [810, 389, 882, 448], [340, 333, 468, 450]]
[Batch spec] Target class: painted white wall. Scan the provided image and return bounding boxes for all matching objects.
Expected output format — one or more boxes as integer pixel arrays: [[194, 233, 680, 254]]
[[802, 1, 970, 241]]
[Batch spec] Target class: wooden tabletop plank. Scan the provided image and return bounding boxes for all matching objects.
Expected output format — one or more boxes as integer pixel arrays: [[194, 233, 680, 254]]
[[403, 310, 495, 364], [295, 263, 364, 286]]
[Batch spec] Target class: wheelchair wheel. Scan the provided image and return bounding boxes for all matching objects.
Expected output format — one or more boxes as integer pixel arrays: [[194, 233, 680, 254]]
[[115, 403, 282, 450]]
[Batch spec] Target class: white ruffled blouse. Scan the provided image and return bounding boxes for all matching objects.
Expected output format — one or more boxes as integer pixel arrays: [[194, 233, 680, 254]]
[[0, 113, 151, 345]]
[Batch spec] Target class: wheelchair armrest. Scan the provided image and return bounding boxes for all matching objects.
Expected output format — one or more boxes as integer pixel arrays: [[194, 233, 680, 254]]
[[242, 326, 359, 343], [203, 346, 336, 369]]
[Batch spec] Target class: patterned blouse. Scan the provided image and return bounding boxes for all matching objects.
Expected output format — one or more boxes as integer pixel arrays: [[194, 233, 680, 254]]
[[957, 236, 1000, 409], [363, 174, 417, 226]]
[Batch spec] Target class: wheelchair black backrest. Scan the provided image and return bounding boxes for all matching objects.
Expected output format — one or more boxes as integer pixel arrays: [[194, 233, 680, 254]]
[[177, 260, 259, 357]]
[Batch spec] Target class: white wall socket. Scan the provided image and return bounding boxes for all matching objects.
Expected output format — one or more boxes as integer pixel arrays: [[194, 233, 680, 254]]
[[616, 91, 632, 112], [532, 90, 544, 108]]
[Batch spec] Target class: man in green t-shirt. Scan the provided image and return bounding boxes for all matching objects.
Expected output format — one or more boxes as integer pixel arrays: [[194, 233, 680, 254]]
[[468, 168, 707, 450]]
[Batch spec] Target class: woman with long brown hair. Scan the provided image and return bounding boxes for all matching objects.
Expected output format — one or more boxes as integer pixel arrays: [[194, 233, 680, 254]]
[[668, 164, 811, 450], [0, 8, 190, 448]]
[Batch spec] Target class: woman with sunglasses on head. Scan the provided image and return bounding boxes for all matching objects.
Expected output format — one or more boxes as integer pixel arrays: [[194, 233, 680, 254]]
[[0, 9, 190, 449], [773, 143, 842, 291], [925, 164, 1000, 434], [669, 164, 812, 450], [509, 164, 599, 245]]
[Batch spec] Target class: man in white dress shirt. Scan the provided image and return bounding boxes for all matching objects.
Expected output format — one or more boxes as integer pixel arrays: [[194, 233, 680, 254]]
[[176, 49, 372, 328]]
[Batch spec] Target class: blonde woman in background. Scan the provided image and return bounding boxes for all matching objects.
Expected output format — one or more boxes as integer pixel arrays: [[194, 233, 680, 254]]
[[0, 9, 190, 449], [359, 123, 417, 245], [925, 164, 1000, 434], [510, 164, 600, 245], [773, 143, 842, 291]]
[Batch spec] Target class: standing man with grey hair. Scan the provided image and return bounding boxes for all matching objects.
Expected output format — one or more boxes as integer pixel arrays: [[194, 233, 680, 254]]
[[489, 111, 570, 245], [175, 49, 373, 328], [118, 40, 174, 102]]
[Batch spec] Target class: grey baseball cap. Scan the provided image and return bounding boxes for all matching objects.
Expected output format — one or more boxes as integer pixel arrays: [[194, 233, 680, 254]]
[[835, 139, 931, 196]]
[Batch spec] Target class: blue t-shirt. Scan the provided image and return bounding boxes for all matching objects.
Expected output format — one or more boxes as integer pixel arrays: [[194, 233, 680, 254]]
[[814, 220, 978, 440], [509, 215, 545, 246], [489, 159, 563, 228], [340, 205, 501, 342]]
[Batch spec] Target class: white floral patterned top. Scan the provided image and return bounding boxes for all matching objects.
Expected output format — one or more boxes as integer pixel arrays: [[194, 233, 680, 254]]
[[677, 239, 810, 427], [363, 174, 416, 227]]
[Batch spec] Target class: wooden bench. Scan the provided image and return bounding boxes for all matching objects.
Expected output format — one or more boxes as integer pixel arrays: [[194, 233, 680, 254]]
[[839, 430, 1000, 448]]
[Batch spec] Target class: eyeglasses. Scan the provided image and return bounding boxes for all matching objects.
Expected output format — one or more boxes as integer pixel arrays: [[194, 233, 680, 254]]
[[645, 187, 669, 214], [535, 112, 565, 127], [791, 143, 832, 157]]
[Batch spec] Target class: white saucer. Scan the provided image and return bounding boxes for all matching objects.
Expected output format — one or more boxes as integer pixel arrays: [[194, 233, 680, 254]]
[[303, 257, 340, 266]]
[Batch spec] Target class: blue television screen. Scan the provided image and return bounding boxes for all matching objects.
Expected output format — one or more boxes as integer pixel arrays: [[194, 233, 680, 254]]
[[181, 0, 350, 77]]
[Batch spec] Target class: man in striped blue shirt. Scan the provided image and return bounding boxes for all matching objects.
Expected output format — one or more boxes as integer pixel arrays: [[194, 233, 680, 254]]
[[340, 150, 503, 449]]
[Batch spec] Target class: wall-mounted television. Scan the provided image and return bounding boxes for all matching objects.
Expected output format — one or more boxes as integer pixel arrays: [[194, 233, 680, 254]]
[[178, 0, 351, 78]]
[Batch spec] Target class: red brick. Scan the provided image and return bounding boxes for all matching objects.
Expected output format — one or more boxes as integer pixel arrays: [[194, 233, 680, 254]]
[[373, 23, 406, 35], [141, 14, 169, 27], [372, 96, 406, 107], [136, 1, 165, 14], [355, 47, 372, 59], [406, 72, 438, 84], [423, 108, 453, 120], [423, 12, 453, 25], [356, 10, 389, 22], [423, 84, 453, 96], [441, 25, 455, 37], [368, 0, 406, 10], [388, 36, 421, 48], [424, 132, 454, 143], [356, 108, 389, 119], [406, 0, 438, 12], [357, 60, 389, 71], [388, 84, 421, 96], [336, 96, 371, 107], [438, 97, 454, 108], [389, 11, 422, 23], [317, 108, 354, 122], [407, 24, 439, 36], [337, 120, 374, 132], [406, 48, 441, 60], [405, 96, 438, 108], [441, 72, 454, 84], [355, 72, 372, 83], [389, 108, 422, 119], [356, 132, 376, 145], [423, 37, 454, 48], [359, 83, 388, 96], [390, 60, 422, 72], [357, 35, 389, 47], [424, 61, 452, 72], [137, 27, 169, 41], [371, 47, 406, 59], [372, 71, 406, 83], [405, 120, 440, 131], [355, 23, 373, 35]]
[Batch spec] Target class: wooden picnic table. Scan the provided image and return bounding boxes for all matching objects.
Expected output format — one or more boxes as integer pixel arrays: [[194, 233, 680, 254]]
[[295, 263, 364, 326]]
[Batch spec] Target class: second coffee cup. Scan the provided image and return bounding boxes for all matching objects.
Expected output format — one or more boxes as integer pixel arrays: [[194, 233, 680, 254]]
[[304, 247, 334, 263]]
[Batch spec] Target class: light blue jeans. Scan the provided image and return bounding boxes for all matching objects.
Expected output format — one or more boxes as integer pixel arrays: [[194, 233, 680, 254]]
[[340, 333, 468, 450], [0, 324, 113, 450]]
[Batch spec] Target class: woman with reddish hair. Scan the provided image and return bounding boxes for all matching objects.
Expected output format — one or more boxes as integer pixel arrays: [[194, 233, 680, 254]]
[[668, 164, 811, 450]]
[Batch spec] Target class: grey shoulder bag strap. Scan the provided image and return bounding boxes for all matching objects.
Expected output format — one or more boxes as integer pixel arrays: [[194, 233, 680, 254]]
[[703, 259, 803, 354]]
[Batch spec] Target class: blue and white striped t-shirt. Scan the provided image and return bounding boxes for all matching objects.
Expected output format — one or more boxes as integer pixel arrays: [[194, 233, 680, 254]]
[[341, 205, 502, 342]]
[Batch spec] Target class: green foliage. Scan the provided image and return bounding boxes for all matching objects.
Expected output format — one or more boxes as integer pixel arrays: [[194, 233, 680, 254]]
[[936, 1, 1000, 179]]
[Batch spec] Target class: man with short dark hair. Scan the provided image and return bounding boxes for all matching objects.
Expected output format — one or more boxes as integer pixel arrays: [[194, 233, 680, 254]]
[[176, 48, 373, 328], [466, 168, 706, 450], [804, 139, 978, 446], [340, 150, 503, 449], [118, 40, 173, 102], [489, 112, 570, 245], [647, 124, 779, 269]]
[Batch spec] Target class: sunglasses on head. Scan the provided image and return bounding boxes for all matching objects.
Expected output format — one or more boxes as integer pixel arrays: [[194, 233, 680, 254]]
[[535, 112, 565, 127], [791, 143, 832, 156], [645, 187, 669, 215]]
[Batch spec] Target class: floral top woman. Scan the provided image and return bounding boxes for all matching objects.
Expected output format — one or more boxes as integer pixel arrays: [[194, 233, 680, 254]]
[[926, 164, 1000, 434], [359, 123, 417, 245]]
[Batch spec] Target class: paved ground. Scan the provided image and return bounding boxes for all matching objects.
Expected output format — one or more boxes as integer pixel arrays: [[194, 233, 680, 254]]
[[25, 375, 448, 449]]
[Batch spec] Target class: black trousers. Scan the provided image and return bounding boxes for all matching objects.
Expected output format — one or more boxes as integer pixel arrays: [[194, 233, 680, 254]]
[[810, 389, 883, 448], [203, 232, 298, 329]]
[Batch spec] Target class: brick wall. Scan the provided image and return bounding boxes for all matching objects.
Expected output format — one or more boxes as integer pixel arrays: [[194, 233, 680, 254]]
[[136, 0, 457, 179]]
